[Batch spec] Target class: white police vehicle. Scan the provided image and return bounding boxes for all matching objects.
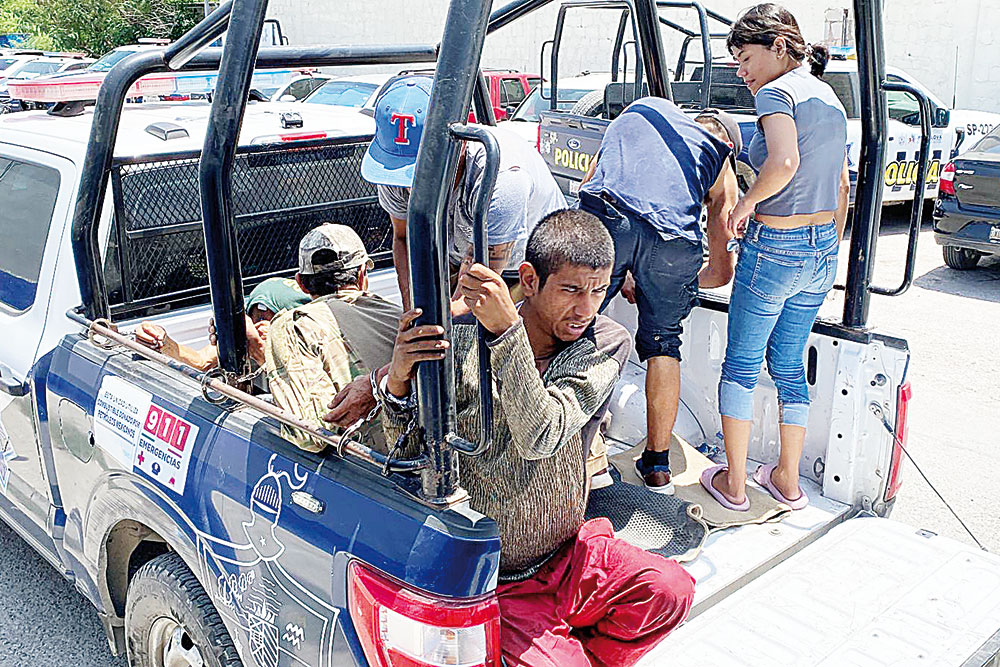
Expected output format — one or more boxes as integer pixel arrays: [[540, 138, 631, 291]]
[[822, 59, 1000, 204]]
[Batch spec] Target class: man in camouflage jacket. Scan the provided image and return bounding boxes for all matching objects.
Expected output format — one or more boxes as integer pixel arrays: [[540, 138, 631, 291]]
[[266, 223, 400, 451]]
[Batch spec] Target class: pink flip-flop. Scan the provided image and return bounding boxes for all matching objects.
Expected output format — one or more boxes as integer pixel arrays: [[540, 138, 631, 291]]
[[700, 464, 750, 512], [753, 463, 809, 510]]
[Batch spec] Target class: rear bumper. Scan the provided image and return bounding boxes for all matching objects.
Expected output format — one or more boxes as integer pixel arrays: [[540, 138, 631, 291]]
[[932, 196, 1000, 255]]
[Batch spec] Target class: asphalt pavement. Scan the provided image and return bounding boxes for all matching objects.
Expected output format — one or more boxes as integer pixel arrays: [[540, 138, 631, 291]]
[[0, 207, 997, 665]]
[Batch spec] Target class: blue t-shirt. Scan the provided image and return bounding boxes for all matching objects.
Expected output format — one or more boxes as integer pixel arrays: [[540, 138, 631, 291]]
[[580, 97, 730, 244], [748, 65, 848, 217]]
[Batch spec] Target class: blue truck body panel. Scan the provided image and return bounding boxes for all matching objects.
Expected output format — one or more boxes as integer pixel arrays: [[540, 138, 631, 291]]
[[1, 333, 503, 665]]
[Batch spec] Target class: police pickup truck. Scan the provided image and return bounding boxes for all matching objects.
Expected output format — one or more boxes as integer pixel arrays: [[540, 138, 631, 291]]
[[530, 22, 1000, 206], [2, 1, 1000, 666]]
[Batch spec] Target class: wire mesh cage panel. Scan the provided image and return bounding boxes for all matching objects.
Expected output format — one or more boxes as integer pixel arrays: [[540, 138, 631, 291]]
[[107, 138, 391, 315]]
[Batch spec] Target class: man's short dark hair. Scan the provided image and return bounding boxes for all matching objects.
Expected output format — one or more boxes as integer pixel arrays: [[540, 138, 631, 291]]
[[525, 209, 615, 286], [298, 250, 362, 296]]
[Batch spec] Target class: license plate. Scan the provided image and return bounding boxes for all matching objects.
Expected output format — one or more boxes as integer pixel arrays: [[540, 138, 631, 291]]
[[990, 227, 1000, 243], [569, 180, 581, 195]]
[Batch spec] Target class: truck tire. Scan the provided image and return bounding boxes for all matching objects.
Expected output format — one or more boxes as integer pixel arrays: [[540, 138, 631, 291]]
[[942, 245, 980, 270], [570, 89, 605, 118], [125, 551, 242, 667]]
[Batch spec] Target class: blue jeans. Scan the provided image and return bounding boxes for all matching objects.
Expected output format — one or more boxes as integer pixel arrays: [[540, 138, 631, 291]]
[[718, 220, 839, 427]]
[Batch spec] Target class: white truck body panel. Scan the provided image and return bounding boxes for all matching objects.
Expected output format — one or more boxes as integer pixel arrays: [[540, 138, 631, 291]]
[[646, 518, 1000, 666]]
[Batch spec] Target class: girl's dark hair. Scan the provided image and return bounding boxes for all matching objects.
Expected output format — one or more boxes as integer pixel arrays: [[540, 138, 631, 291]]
[[726, 3, 830, 77]]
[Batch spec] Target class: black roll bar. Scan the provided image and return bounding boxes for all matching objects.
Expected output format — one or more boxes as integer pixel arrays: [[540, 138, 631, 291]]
[[163, 0, 233, 69], [446, 124, 499, 458], [843, 0, 888, 328], [674, 33, 728, 81], [71, 41, 439, 322], [869, 81, 932, 297], [549, 0, 647, 111], [406, 0, 494, 503], [198, 0, 269, 381], [487, 0, 557, 33], [657, 1, 712, 108], [633, 0, 671, 100], [610, 10, 632, 84]]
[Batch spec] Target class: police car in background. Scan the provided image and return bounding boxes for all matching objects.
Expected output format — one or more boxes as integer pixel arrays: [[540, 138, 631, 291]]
[[529, 56, 1000, 208], [670, 57, 1000, 205], [0, 55, 93, 112], [823, 59, 1000, 204]]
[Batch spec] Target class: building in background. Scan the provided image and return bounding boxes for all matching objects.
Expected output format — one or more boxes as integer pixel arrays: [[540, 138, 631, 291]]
[[265, 0, 1000, 115]]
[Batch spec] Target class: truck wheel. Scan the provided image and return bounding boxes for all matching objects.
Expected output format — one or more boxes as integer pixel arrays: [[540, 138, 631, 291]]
[[570, 90, 605, 118], [942, 245, 980, 270], [125, 552, 242, 667]]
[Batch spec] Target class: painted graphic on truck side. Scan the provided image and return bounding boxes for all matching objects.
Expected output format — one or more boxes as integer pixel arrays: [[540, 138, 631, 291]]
[[196, 455, 340, 667]]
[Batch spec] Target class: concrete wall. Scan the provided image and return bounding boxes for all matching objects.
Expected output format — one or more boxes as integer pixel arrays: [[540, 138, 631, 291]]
[[267, 0, 1000, 113]]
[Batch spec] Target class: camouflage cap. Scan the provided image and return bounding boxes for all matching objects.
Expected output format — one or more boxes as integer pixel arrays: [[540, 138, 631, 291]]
[[297, 223, 373, 275]]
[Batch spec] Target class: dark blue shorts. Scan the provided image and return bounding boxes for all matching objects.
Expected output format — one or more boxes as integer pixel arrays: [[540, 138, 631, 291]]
[[580, 192, 701, 362]]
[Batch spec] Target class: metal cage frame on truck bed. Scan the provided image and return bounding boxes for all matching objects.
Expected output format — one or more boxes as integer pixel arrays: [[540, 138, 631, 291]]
[[69, 0, 932, 505]]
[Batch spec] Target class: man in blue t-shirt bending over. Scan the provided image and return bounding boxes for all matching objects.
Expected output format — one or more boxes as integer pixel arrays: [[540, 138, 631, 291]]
[[580, 99, 741, 493]]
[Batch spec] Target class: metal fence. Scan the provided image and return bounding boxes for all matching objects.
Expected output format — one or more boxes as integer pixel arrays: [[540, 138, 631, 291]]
[[106, 137, 391, 315]]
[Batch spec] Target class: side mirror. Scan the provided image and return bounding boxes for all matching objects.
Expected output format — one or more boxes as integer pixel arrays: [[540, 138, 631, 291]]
[[934, 107, 950, 129], [279, 94, 297, 103]]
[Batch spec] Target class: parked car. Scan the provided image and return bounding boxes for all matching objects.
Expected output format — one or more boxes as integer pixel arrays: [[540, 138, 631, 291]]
[[934, 123, 1000, 269], [481, 68, 540, 120], [258, 73, 329, 102], [0, 55, 93, 111], [300, 73, 389, 108]]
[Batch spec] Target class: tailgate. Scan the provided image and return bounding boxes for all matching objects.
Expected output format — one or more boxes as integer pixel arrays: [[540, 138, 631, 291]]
[[538, 110, 608, 197], [643, 518, 1000, 666]]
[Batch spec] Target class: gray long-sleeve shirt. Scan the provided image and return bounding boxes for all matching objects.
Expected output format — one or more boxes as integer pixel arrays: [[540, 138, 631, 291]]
[[382, 313, 631, 576]]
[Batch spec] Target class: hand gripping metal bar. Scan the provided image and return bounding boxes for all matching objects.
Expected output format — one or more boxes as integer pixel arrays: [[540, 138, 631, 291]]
[[868, 80, 932, 297], [68, 311, 430, 474], [444, 123, 500, 457]]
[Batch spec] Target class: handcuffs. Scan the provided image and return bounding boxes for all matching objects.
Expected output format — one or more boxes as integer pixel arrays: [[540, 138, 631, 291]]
[[370, 367, 416, 413]]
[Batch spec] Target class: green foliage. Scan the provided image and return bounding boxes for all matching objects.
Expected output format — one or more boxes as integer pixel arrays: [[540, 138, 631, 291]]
[[0, 0, 202, 56]]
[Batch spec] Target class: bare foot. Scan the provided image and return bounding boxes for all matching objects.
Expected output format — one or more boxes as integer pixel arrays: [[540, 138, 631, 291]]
[[769, 466, 803, 502], [711, 469, 747, 505]]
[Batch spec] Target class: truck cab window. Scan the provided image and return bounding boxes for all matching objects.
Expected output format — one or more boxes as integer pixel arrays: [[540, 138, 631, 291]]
[[502, 78, 527, 108], [885, 73, 920, 124], [0, 157, 60, 311], [822, 72, 860, 119]]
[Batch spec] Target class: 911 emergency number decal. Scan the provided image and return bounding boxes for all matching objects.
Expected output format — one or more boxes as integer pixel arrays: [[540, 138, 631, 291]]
[[93, 375, 196, 494]]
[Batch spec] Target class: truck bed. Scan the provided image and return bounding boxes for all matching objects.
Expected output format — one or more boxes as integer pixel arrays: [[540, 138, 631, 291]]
[[644, 517, 1000, 665]]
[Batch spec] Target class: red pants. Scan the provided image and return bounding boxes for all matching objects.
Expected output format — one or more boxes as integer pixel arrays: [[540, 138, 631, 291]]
[[497, 518, 695, 666]]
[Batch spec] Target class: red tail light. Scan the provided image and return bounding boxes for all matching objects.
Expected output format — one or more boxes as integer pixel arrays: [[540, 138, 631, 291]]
[[348, 561, 501, 667], [939, 161, 956, 196], [884, 381, 911, 502], [536, 122, 542, 153]]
